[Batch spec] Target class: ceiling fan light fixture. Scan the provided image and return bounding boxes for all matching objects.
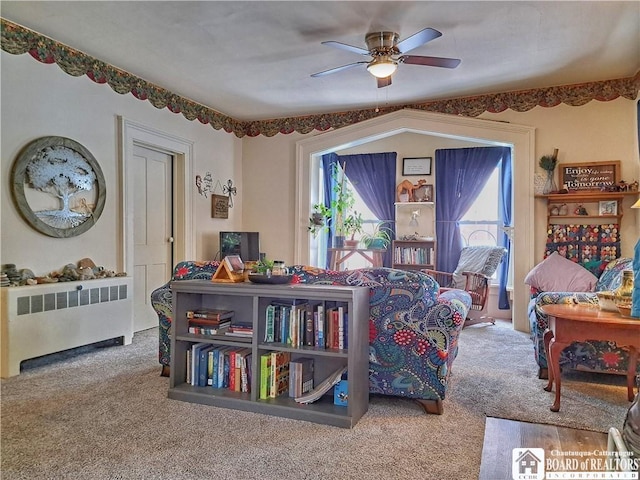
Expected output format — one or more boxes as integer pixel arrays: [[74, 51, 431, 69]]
[[367, 57, 397, 78]]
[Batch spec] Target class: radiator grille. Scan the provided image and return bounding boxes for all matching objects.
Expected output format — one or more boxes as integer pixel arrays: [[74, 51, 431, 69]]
[[16, 283, 128, 315]]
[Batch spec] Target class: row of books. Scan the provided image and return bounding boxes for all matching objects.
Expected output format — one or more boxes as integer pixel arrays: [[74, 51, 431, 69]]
[[186, 343, 252, 393], [259, 352, 315, 400], [393, 246, 434, 265], [263, 300, 348, 350]]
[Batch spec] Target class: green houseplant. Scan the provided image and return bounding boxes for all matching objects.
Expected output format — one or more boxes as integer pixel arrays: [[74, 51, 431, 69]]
[[308, 162, 362, 247], [342, 211, 364, 247], [360, 222, 392, 249]]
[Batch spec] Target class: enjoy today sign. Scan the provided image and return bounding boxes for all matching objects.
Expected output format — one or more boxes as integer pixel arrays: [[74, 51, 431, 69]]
[[559, 161, 620, 191]]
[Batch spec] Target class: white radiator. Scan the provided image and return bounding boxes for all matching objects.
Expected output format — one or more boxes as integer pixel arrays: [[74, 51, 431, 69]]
[[1, 277, 133, 377]]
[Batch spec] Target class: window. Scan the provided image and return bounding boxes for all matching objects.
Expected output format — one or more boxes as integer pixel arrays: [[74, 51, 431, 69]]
[[459, 166, 502, 282], [459, 167, 500, 247]]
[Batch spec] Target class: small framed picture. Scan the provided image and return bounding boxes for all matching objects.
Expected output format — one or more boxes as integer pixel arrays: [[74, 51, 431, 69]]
[[224, 255, 244, 273], [402, 157, 432, 176], [212, 194, 229, 219], [598, 200, 617, 216]]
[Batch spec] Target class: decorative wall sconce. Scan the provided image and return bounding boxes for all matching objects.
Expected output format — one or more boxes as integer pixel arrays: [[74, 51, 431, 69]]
[[196, 172, 214, 198], [223, 179, 237, 208]]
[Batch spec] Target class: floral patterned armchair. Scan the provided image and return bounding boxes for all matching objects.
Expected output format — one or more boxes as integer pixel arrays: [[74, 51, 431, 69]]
[[289, 266, 471, 414], [150, 261, 219, 377], [528, 256, 638, 379]]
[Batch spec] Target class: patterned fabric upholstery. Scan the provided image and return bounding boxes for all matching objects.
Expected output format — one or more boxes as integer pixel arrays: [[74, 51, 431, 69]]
[[150, 261, 220, 368], [289, 266, 471, 403], [528, 257, 638, 375], [452, 246, 507, 289]]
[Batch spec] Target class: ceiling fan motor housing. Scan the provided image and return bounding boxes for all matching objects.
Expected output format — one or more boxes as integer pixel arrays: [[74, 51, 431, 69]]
[[365, 31, 400, 56]]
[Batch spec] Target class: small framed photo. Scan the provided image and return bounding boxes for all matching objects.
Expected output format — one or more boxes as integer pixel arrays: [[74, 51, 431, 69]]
[[402, 157, 432, 176], [212, 194, 229, 219], [598, 200, 617, 216], [224, 255, 244, 273], [414, 184, 434, 202]]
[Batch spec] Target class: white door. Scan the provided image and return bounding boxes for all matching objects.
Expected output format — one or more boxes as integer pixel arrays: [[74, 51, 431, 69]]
[[132, 145, 173, 332]]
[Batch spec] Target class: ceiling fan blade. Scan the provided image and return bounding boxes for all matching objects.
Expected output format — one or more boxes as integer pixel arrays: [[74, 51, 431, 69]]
[[396, 27, 442, 54], [310, 62, 368, 77], [400, 55, 461, 68], [321, 41, 370, 55], [377, 76, 392, 88]]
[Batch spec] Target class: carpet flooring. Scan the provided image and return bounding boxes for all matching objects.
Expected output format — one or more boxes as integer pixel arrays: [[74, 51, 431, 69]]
[[0, 320, 631, 480]]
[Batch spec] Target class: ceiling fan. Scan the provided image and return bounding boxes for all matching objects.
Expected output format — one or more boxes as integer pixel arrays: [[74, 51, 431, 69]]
[[311, 27, 461, 88]]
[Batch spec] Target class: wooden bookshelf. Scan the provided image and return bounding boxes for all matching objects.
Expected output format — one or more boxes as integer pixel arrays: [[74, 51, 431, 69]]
[[169, 281, 369, 428], [392, 239, 436, 271]]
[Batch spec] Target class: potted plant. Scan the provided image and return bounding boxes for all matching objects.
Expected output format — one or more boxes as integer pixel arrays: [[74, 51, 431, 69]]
[[308, 162, 362, 248], [342, 211, 363, 247], [308, 203, 332, 236], [361, 222, 392, 249]]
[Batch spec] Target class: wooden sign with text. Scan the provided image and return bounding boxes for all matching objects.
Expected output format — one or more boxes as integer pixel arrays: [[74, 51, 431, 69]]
[[559, 161, 620, 192]]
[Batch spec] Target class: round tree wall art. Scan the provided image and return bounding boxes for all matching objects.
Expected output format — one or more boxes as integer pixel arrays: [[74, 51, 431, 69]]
[[11, 136, 106, 237]]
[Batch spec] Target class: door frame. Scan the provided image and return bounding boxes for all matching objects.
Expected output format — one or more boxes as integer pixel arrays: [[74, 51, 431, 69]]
[[118, 117, 194, 276]]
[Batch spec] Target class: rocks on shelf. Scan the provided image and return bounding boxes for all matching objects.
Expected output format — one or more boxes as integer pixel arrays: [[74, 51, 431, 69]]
[[1, 258, 126, 287]]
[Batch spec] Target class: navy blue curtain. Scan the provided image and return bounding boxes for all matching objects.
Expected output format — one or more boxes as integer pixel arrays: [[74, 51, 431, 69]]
[[333, 152, 397, 267], [498, 150, 513, 309], [435, 147, 510, 273], [321, 153, 340, 268]]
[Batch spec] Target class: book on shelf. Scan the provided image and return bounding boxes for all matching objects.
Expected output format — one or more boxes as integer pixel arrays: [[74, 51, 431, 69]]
[[241, 352, 252, 393], [186, 309, 234, 321], [269, 351, 291, 398], [188, 320, 231, 335], [198, 345, 216, 387], [190, 342, 210, 386], [264, 305, 275, 343], [295, 365, 347, 404], [289, 357, 314, 398], [259, 353, 271, 399]]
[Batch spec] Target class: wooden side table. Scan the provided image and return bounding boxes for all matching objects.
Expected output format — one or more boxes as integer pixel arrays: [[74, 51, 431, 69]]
[[329, 247, 385, 271], [540, 303, 639, 412]]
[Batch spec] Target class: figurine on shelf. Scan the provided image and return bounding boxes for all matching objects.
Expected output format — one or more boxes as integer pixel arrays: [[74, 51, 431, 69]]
[[549, 205, 560, 216], [574, 204, 588, 215], [558, 203, 568, 216]]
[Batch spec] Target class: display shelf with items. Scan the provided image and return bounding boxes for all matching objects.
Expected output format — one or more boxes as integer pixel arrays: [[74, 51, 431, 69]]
[[394, 201, 435, 238], [392, 239, 436, 271], [169, 281, 369, 428], [536, 192, 636, 224]]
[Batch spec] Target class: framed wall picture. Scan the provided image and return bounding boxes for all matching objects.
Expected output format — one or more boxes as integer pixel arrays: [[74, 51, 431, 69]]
[[402, 157, 432, 176], [212, 194, 229, 219], [559, 161, 620, 192], [598, 200, 617, 216]]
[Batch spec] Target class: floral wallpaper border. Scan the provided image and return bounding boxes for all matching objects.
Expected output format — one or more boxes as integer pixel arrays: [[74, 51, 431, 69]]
[[2, 18, 639, 138]]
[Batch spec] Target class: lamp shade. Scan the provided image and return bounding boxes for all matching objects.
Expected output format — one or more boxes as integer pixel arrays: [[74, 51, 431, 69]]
[[367, 57, 397, 78], [631, 198, 640, 209]]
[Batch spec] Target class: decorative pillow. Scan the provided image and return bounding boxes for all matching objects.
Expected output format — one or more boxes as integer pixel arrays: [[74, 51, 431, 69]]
[[524, 252, 597, 292]]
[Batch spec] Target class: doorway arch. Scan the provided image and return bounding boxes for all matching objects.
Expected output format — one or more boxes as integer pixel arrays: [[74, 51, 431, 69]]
[[295, 109, 535, 332]]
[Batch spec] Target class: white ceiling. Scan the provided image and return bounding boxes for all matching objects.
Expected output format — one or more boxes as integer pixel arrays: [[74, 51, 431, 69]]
[[2, 1, 639, 121]]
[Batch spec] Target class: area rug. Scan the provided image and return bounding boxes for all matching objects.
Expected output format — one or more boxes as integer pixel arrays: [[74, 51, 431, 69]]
[[0, 319, 632, 480], [450, 319, 631, 433]]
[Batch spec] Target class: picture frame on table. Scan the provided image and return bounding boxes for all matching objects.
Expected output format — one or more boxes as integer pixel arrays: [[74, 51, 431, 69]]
[[224, 255, 245, 273], [402, 157, 432, 176], [598, 200, 617, 216]]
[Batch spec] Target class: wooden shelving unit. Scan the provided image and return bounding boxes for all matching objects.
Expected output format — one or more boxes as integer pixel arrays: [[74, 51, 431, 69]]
[[392, 239, 436, 271], [535, 191, 636, 224], [169, 281, 369, 428]]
